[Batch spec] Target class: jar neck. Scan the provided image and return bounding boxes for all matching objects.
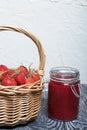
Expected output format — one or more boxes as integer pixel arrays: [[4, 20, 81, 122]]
[[50, 67, 80, 84]]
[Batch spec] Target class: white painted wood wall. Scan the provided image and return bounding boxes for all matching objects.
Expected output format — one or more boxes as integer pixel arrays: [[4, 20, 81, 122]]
[[0, 0, 87, 83]]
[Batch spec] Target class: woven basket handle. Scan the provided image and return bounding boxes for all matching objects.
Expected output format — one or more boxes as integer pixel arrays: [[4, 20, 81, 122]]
[[0, 26, 45, 72]]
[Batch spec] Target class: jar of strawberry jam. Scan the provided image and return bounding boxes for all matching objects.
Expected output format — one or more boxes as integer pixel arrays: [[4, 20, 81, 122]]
[[48, 67, 80, 120]]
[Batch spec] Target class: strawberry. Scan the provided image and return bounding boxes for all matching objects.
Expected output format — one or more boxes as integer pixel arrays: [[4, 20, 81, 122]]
[[0, 65, 9, 81], [33, 73, 40, 81], [25, 75, 34, 84], [2, 69, 15, 79], [0, 65, 8, 71], [14, 72, 26, 85], [17, 65, 29, 76], [25, 68, 40, 83], [31, 70, 40, 82], [1, 77, 17, 86]]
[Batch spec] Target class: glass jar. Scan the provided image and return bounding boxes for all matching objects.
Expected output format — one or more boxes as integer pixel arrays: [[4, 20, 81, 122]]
[[48, 67, 80, 120]]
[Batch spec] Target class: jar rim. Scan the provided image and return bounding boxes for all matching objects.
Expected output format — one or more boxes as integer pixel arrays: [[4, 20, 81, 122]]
[[50, 67, 80, 83]]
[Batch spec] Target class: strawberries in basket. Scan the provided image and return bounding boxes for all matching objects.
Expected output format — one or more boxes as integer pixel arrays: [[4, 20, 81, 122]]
[[0, 64, 40, 86]]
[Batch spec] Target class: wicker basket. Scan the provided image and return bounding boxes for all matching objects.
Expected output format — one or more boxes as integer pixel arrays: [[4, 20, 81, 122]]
[[0, 26, 45, 127]]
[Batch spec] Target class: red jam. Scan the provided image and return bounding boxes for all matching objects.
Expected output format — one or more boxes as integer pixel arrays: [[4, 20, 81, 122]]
[[48, 67, 80, 120]]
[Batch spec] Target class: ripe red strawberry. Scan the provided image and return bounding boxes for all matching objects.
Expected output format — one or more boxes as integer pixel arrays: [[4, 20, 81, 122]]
[[25, 75, 34, 84], [33, 73, 40, 81], [14, 72, 26, 85], [31, 70, 40, 82], [17, 65, 28, 76], [1, 77, 17, 86], [0, 65, 8, 71], [2, 70, 15, 79]]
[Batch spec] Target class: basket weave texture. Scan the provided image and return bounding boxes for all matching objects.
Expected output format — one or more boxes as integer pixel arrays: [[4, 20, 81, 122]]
[[0, 26, 45, 127]]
